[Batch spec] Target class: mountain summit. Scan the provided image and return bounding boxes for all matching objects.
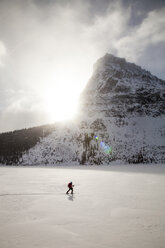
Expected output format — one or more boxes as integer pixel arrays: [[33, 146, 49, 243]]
[[2, 54, 165, 165], [80, 53, 165, 119]]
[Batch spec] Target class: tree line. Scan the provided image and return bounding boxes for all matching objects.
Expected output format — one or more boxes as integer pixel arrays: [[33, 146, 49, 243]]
[[0, 124, 55, 165]]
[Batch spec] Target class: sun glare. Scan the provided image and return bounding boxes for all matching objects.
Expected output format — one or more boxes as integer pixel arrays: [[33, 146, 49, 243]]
[[44, 80, 80, 122], [39, 57, 93, 123]]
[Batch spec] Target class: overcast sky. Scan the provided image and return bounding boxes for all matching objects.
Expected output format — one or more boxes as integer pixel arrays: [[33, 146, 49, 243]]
[[0, 0, 165, 132]]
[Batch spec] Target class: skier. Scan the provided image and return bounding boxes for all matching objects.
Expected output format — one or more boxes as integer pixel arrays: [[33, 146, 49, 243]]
[[66, 182, 74, 194]]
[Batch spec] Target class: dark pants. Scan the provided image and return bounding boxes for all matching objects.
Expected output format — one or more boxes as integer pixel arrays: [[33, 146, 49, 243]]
[[66, 187, 73, 194]]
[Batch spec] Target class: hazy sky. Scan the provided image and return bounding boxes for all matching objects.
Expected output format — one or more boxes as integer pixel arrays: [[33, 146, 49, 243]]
[[0, 0, 165, 132]]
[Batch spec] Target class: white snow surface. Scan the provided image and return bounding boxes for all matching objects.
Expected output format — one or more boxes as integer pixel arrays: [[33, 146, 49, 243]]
[[0, 165, 165, 248]]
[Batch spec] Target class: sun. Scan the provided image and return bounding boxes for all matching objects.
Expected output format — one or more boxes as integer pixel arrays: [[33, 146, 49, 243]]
[[44, 81, 79, 122], [40, 59, 91, 123]]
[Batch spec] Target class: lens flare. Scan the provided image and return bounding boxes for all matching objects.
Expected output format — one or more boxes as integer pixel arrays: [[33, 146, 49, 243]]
[[95, 135, 112, 155]]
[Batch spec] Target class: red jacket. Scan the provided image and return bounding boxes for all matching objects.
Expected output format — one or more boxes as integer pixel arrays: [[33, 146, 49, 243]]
[[68, 182, 72, 188]]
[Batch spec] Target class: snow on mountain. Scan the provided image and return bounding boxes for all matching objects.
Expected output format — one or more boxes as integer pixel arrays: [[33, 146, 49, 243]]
[[21, 54, 165, 165], [80, 53, 165, 118]]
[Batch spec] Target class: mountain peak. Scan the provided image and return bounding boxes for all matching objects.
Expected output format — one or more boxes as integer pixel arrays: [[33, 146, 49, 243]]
[[81, 53, 165, 119], [96, 53, 126, 66], [94, 53, 147, 76]]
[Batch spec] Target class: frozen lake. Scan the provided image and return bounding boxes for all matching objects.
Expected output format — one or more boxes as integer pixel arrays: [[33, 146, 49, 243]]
[[0, 165, 165, 248]]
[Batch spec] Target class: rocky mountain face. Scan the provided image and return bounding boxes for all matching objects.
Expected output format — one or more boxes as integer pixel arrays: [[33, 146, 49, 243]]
[[21, 54, 165, 165], [80, 53, 165, 118]]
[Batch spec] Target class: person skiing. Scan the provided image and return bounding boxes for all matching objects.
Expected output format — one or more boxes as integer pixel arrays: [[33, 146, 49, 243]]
[[66, 182, 74, 194]]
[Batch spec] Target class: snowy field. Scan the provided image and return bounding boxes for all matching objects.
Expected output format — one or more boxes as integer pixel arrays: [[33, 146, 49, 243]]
[[0, 165, 165, 248]]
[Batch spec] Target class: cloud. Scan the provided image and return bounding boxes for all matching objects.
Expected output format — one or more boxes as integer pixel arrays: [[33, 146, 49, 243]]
[[115, 7, 165, 62], [0, 89, 48, 132], [0, 0, 165, 132], [82, 1, 131, 53], [0, 0, 131, 93], [0, 40, 7, 66]]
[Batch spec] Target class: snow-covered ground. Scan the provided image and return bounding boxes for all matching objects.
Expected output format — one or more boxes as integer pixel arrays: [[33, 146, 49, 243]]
[[0, 165, 165, 248]]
